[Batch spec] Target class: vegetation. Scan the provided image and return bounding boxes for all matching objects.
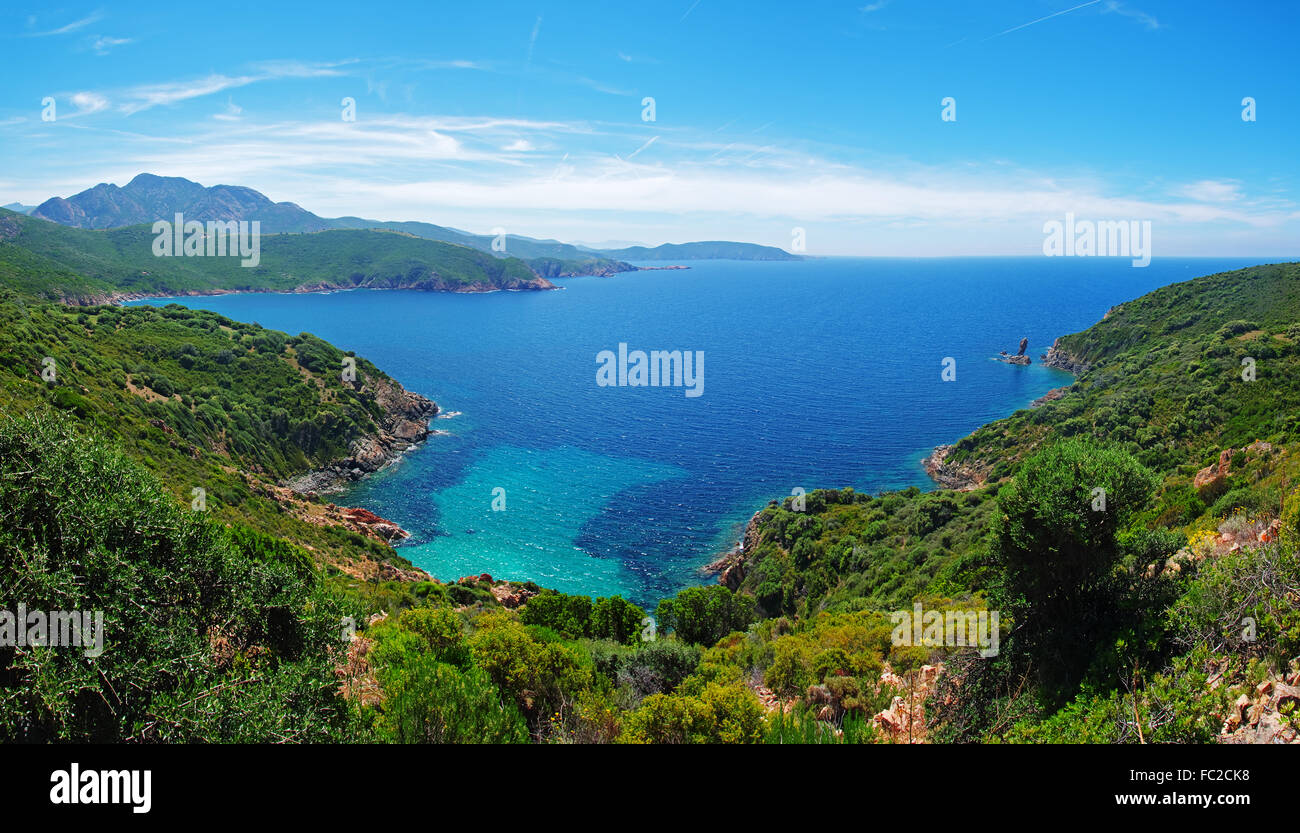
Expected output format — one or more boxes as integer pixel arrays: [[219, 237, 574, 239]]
[[0, 290, 419, 577], [3, 255, 1300, 744], [0, 207, 610, 302]]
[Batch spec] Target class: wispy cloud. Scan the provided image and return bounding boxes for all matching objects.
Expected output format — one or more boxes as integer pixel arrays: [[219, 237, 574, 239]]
[[1102, 1, 1162, 30], [90, 35, 132, 55], [213, 98, 243, 122], [26, 11, 104, 37], [1176, 180, 1241, 203], [70, 92, 109, 114], [982, 0, 1102, 42], [106, 62, 349, 115], [624, 135, 659, 160]]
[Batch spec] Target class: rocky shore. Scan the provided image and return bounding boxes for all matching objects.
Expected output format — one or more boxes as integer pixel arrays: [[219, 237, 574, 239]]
[[705, 509, 767, 590], [1042, 338, 1092, 374], [922, 445, 988, 491], [284, 375, 439, 496]]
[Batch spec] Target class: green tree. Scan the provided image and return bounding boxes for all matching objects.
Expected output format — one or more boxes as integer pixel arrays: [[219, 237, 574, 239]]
[[992, 438, 1156, 694], [654, 585, 755, 646]]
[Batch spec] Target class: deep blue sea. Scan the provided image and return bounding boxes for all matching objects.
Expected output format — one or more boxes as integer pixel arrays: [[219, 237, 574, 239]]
[[131, 256, 1268, 606]]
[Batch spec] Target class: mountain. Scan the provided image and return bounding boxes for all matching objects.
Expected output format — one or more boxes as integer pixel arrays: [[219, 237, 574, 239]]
[[32, 173, 319, 231], [1, 203, 34, 215], [597, 241, 804, 261], [31, 174, 800, 263], [0, 208, 571, 303]]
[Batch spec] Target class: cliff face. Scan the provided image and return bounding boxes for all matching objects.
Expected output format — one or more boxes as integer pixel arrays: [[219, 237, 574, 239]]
[[922, 445, 988, 491], [1042, 338, 1092, 374], [285, 375, 438, 494], [708, 509, 767, 590]]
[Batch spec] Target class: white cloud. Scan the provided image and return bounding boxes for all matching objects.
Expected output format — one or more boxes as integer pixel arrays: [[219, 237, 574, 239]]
[[8, 103, 1297, 255], [71, 92, 110, 114], [214, 99, 243, 122], [1176, 180, 1241, 203], [1103, 1, 1162, 30], [115, 63, 347, 115], [91, 35, 133, 55], [27, 12, 104, 37]]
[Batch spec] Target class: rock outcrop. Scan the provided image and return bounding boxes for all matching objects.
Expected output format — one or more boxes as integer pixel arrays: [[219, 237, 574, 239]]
[[922, 444, 986, 491], [1042, 338, 1092, 374], [706, 510, 766, 590], [996, 337, 1031, 365], [285, 376, 438, 494], [1193, 448, 1234, 491], [1031, 387, 1068, 408], [1220, 672, 1300, 744]]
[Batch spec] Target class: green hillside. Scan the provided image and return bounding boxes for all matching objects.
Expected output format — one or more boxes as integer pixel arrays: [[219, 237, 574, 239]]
[[0, 209, 605, 302], [710, 262, 1300, 743], [3, 261, 1298, 745], [0, 292, 433, 580]]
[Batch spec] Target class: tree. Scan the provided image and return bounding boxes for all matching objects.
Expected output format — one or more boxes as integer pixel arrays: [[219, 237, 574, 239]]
[[654, 585, 755, 646], [992, 438, 1156, 695], [590, 595, 645, 645]]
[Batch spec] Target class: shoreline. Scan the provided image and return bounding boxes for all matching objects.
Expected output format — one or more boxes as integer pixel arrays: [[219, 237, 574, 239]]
[[281, 377, 440, 499], [920, 336, 1089, 491], [95, 263, 693, 308]]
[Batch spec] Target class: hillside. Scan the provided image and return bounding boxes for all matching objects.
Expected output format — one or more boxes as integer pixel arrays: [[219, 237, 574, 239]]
[[709, 261, 1300, 743], [0, 209, 578, 303], [940, 262, 1300, 488], [0, 292, 440, 585], [3, 261, 1297, 745], [25, 174, 798, 265]]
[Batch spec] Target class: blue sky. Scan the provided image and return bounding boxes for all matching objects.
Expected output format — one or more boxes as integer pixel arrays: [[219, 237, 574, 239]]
[[3, 0, 1297, 255]]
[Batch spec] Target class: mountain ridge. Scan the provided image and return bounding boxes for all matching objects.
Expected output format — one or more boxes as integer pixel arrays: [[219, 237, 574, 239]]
[[29, 173, 801, 262]]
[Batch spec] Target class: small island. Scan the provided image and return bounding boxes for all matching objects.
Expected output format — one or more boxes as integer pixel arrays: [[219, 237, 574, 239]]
[[996, 336, 1031, 365]]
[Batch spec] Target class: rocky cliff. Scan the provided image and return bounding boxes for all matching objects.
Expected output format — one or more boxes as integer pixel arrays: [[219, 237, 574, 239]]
[[922, 445, 988, 491], [285, 375, 438, 494], [1042, 338, 1092, 374]]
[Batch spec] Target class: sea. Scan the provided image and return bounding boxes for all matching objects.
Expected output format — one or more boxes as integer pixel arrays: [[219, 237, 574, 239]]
[[129, 256, 1269, 606]]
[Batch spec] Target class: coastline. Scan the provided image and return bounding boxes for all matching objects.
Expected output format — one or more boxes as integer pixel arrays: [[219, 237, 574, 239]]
[[282, 375, 439, 498], [920, 336, 1091, 491], [94, 262, 692, 308]]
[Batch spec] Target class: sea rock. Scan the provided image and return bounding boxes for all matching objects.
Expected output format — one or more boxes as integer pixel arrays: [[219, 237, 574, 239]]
[[995, 338, 1032, 365]]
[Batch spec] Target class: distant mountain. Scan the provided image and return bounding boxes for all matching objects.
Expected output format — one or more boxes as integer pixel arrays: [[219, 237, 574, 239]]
[[0, 207, 576, 304], [31, 174, 800, 263], [32, 174, 326, 232], [1, 203, 35, 215], [597, 241, 803, 261]]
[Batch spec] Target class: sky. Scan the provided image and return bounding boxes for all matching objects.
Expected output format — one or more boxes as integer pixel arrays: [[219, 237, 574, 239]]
[[2, 0, 1298, 256]]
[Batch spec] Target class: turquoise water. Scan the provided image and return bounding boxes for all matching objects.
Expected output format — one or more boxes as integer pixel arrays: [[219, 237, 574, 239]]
[[131, 256, 1268, 605]]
